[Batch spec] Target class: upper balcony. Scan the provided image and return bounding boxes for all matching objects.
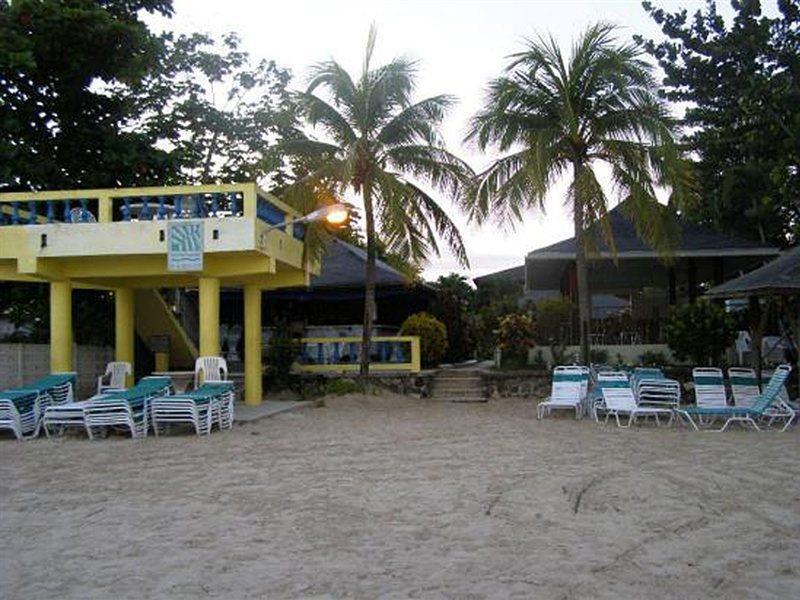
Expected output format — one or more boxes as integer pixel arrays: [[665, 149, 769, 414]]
[[0, 183, 315, 289]]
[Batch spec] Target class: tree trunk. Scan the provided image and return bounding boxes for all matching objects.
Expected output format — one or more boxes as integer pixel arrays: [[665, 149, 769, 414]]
[[573, 163, 591, 366], [360, 184, 377, 382]]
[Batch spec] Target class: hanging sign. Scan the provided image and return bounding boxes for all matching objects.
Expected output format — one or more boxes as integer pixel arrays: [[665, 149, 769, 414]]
[[167, 220, 204, 271]]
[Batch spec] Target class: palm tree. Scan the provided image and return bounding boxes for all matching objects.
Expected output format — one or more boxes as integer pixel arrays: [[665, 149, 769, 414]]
[[283, 27, 473, 378], [465, 23, 693, 365]]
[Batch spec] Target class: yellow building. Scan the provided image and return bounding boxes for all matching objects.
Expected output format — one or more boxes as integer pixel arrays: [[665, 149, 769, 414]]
[[0, 183, 314, 406]]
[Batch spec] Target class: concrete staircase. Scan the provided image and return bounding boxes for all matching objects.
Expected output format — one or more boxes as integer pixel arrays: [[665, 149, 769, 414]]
[[432, 369, 487, 402]]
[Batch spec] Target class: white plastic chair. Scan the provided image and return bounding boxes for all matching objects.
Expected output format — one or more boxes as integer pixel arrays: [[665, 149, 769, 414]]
[[728, 367, 760, 407], [692, 367, 728, 408], [601, 384, 674, 427], [97, 361, 132, 395], [193, 356, 228, 389]]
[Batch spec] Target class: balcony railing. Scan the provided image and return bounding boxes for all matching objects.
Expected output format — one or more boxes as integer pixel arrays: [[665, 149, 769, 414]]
[[0, 183, 306, 241], [294, 336, 421, 374]]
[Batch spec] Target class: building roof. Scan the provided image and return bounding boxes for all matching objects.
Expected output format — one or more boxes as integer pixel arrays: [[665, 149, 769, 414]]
[[706, 246, 800, 298], [527, 202, 778, 260], [310, 238, 409, 289], [472, 265, 525, 286]]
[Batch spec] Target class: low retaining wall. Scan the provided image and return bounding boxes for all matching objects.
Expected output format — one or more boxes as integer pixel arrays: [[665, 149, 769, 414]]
[[0, 343, 114, 398], [297, 371, 436, 398], [482, 369, 551, 399]]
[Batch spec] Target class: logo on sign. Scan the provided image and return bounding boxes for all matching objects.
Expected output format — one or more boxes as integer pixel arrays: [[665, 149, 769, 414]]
[[167, 220, 204, 271]]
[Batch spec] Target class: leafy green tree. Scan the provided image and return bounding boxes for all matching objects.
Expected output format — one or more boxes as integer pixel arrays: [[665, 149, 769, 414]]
[[640, 0, 800, 246], [465, 23, 694, 365], [130, 32, 298, 186], [430, 273, 480, 363], [0, 0, 176, 191], [665, 300, 736, 366], [281, 27, 473, 378], [400, 312, 448, 368]]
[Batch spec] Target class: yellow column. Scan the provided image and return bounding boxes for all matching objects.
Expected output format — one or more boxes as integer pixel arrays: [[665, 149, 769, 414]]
[[115, 288, 135, 385], [50, 280, 73, 372], [244, 285, 263, 406], [198, 277, 220, 357]]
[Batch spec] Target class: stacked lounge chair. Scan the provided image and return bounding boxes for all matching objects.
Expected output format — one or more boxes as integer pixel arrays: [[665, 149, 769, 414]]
[[594, 371, 674, 427], [0, 373, 75, 440], [84, 376, 172, 439], [151, 381, 235, 436]]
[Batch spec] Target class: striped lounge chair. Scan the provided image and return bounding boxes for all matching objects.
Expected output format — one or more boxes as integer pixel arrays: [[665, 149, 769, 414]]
[[536, 366, 589, 419], [677, 365, 794, 432]]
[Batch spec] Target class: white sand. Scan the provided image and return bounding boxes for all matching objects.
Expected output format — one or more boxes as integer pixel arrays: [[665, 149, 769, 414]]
[[1, 394, 799, 599]]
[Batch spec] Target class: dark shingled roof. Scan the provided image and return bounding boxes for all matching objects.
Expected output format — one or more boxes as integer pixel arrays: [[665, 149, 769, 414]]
[[528, 202, 777, 259], [472, 265, 525, 286], [706, 246, 800, 298], [310, 238, 408, 289]]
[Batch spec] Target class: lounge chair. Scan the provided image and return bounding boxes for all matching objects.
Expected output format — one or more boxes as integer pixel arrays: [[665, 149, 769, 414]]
[[589, 371, 628, 421], [728, 367, 760, 407], [151, 381, 235, 436], [97, 361, 132, 395], [0, 373, 75, 440], [536, 366, 588, 419], [676, 365, 794, 432], [598, 378, 674, 427], [692, 367, 728, 407], [636, 377, 681, 410], [84, 376, 171, 439]]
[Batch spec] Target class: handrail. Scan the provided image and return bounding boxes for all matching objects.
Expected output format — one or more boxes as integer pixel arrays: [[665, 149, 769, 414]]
[[0, 182, 301, 225]]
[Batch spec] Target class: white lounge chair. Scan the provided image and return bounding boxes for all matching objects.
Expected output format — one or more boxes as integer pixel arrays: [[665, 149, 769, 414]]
[[728, 367, 760, 407], [636, 378, 681, 409], [193, 356, 228, 389], [97, 361, 132, 395], [600, 381, 674, 427], [536, 366, 588, 419], [692, 367, 728, 407]]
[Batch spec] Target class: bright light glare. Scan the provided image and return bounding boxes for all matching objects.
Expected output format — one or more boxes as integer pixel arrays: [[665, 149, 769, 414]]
[[324, 207, 349, 225]]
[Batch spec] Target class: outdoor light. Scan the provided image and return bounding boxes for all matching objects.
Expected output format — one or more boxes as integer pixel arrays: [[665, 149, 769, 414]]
[[301, 203, 350, 226]]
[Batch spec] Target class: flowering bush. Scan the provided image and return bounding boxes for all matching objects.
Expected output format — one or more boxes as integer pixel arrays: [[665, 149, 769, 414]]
[[498, 313, 536, 367]]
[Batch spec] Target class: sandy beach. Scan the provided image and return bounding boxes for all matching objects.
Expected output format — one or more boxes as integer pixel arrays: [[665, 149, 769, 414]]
[[1, 393, 799, 599]]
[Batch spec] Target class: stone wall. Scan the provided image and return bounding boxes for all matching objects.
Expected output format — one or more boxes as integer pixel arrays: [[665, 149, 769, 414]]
[[0, 343, 114, 398], [482, 369, 551, 399], [297, 371, 436, 398]]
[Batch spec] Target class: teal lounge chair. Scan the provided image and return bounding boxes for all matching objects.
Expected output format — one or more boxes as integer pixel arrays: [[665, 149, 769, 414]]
[[676, 365, 793, 432], [0, 373, 76, 440], [84, 376, 171, 439], [151, 381, 235, 436]]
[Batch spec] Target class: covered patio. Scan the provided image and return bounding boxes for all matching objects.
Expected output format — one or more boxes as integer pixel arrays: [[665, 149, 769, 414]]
[[0, 183, 315, 405]]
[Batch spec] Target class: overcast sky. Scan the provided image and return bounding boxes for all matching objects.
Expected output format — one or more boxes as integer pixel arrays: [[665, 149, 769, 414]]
[[147, 0, 772, 281]]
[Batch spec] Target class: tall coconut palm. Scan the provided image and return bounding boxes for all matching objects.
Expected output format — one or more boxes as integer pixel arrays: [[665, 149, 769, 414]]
[[283, 27, 473, 378], [465, 23, 693, 365]]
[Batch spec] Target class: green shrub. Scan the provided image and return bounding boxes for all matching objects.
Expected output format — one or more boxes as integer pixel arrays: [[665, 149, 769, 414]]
[[533, 297, 572, 344], [400, 312, 448, 368], [590, 348, 609, 364], [638, 350, 668, 366], [498, 313, 536, 367], [265, 321, 299, 390], [665, 300, 736, 366], [323, 379, 363, 396]]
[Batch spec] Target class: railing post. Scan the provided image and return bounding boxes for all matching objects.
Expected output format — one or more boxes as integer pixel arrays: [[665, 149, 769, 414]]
[[411, 337, 421, 373], [243, 185, 257, 219], [98, 195, 112, 223]]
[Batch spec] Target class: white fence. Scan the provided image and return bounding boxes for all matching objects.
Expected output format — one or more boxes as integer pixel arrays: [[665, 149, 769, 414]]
[[0, 343, 114, 398]]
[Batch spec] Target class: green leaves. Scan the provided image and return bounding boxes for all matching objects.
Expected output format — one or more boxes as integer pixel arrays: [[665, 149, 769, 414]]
[[465, 22, 693, 258], [664, 300, 737, 366], [280, 29, 473, 271]]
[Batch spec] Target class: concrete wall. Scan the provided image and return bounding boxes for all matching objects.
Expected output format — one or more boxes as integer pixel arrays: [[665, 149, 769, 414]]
[[0, 343, 114, 398], [529, 343, 681, 366]]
